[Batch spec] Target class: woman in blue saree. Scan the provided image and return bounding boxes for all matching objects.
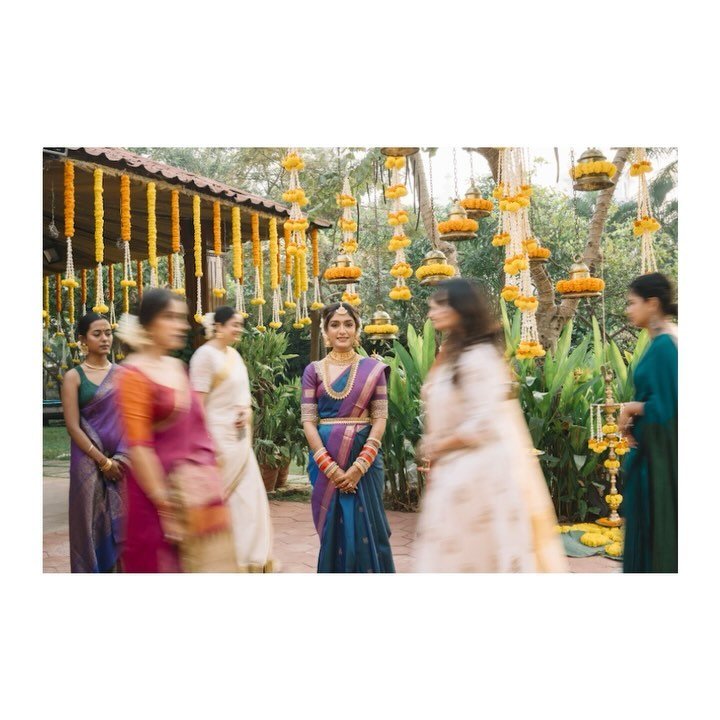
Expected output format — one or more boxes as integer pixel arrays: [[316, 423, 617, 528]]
[[619, 273, 678, 573], [60, 313, 128, 572], [301, 302, 395, 573]]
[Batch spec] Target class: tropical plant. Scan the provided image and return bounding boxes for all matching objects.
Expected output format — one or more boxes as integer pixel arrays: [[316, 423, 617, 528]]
[[235, 329, 299, 469], [373, 319, 437, 510], [501, 301, 649, 521]]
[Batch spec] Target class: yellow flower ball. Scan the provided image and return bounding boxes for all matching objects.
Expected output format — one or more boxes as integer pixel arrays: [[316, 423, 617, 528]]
[[268, 321, 283, 329], [292, 322, 304, 330], [580, 532, 612, 548], [605, 542, 623, 557]]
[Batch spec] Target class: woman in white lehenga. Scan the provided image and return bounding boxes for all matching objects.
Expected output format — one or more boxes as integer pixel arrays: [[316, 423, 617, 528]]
[[414, 279, 567, 573], [189, 306, 275, 572]]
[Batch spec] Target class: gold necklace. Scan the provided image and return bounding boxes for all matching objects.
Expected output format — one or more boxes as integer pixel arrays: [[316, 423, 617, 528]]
[[327, 349, 357, 364], [322, 354, 360, 400], [83, 360, 111, 371]]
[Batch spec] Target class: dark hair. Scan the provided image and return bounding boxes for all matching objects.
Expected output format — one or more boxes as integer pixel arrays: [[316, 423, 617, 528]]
[[138, 288, 181, 327], [431, 278, 502, 384], [629, 272, 678, 316], [76, 312, 108, 338], [321, 302, 361, 331], [214, 305, 239, 325]]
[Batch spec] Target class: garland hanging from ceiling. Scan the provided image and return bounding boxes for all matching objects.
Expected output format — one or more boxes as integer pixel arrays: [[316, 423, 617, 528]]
[[119, 174, 136, 314], [92, 169, 109, 314], [231, 206, 247, 317], [147, 182, 158, 288], [630, 148, 659, 274], [210, 201, 226, 299], [170, 189, 185, 296], [192, 195, 203, 322], [385, 155, 412, 301]]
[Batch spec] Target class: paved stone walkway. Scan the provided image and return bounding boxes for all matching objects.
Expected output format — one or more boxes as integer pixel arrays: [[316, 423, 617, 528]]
[[43, 461, 619, 573]]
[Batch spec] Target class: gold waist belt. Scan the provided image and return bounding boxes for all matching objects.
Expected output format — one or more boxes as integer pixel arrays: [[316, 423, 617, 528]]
[[318, 417, 371, 425]]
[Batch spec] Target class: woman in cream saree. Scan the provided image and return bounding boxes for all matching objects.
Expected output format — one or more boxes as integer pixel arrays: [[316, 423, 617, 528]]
[[190, 307, 274, 572]]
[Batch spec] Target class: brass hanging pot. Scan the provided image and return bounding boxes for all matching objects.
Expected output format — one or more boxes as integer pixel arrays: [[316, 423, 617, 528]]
[[459, 184, 494, 220], [323, 253, 362, 285], [556, 257, 604, 298], [364, 305, 399, 341], [416, 249, 456, 286], [437, 199, 479, 242], [380, 147, 419, 157], [571, 148, 617, 191]]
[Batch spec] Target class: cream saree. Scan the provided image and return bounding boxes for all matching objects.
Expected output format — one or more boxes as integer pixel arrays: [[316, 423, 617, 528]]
[[414, 343, 567, 573], [189, 343, 275, 572]]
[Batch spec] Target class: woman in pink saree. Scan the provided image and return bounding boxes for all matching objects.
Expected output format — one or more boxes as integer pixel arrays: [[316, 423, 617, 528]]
[[115, 289, 236, 573]]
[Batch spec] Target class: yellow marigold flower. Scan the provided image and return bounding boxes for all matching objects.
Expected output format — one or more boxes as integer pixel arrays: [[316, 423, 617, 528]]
[[416, 263, 455, 280], [284, 301, 297, 309], [364, 323, 399, 335], [388, 235, 411, 251], [629, 161, 652, 176], [269, 321, 283, 329], [336, 193, 357, 208], [602, 423, 618, 435], [310, 301, 325, 311], [194, 313, 203, 323], [281, 153, 305, 171], [292, 321, 304, 329], [212, 288, 226, 298], [250, 297, 266, 306], [324, 266, 362, 281], [460, 197, 494, 211], [604, 459, 621, 470], [256, 325, 267, 333], [580, 532, 612, 548], [384, 156, 405, 170], [492, 233, 511, 247], [527, 245, 551, 259], [384, 184, 408, 200], [633, 216, 661, 236], [437, 217, 479, 234], [501, 285, 520, 302], [605, 542, 623, 557], [389, 285, 412, 301], [387, 211, 410, 227], [342, 240, 359, 254], [339, 218, 358, 232], [390, 262, 413, 279], [342, 291, 362, 306]]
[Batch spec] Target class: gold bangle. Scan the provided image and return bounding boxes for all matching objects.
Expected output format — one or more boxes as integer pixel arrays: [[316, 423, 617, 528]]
[[100, 457, 113, 472], [86, 442, 95, 453]]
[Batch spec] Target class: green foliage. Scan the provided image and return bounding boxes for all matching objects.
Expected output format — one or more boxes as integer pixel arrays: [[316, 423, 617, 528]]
[[235, 330, 303, 469], [501, 302, 649, 521], [373, 319, 437, 510]]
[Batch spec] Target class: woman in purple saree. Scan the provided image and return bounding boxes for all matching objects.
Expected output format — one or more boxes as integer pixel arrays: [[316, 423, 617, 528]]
[[301, 302, 395, 573], [61, 313, 127, 572]]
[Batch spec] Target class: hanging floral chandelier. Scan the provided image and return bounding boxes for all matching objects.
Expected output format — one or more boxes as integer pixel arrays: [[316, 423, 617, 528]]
[[496, 148, 544, 360], [119, 174, 136, 314], [325, 176, 362, 305], [630, 148, 659, 274], [282, 149, 311, 327], [209, 201, 226, 300], [385, 155, 412, 302], [250, 212, 266, 332], [169, 189, 185, 297]]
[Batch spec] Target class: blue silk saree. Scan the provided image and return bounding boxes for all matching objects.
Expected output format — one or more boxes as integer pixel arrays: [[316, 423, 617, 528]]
[[301, 357, 395, 573]]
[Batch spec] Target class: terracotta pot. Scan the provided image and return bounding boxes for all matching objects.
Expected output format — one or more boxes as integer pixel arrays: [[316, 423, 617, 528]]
[[275, 463, 290, 489], [260, 464, 279, 493]]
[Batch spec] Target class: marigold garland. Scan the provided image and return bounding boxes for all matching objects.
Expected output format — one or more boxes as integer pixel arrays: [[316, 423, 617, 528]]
[[137, 260, 144, 299], [120, 175, 131, 242], [213, 202, 222, 255], [437, 217, 479, 234], [147, 183, 157, 286], [389, 285, 412, 301], [387, 235, 411, 251], [64, 161, 75, 239], [324, 266, 362, 281], [571, 160, 617, 180], [390, 261, 413, 279], [81, 269, 87, 311], [310, 227, 324, 310], [55, 273, 62, 314], [460, 196, 494, 212], [416, 263, 455, 281], [43, 276, 50, 326], [556, 277, 605, 294], [364, 323, 399, 335], [514, 295, 538, 313], [93, 169, 104, 264]]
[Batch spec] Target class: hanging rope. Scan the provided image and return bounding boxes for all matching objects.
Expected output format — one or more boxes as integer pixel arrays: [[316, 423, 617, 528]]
[[428, 150, 437, 248], [452, 147, 459, 198]]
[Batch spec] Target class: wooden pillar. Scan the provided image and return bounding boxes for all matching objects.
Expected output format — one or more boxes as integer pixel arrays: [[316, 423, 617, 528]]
[[310, 308, 325, 362]]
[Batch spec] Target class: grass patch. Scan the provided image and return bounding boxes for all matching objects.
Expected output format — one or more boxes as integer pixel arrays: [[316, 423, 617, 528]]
[[43, 426, 70, 460], [270, 485, 312, 503]]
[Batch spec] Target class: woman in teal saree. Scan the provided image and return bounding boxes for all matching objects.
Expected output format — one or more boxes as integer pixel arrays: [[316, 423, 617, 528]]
[[619, 273, 678, 573]]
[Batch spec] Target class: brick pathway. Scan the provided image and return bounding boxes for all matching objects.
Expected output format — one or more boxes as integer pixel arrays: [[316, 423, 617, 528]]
[[44, 462, 618, 573]]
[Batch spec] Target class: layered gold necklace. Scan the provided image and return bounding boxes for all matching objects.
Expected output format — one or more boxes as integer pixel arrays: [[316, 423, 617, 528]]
[[322, 350, 360, 400]]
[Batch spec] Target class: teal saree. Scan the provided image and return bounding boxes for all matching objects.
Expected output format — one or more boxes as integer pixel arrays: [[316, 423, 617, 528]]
[[622, 332, 678, 573]]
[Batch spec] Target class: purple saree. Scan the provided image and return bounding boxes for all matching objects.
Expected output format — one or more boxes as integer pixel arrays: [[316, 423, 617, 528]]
[[68, 366, 128, 573], [302, 356, 395, 573]]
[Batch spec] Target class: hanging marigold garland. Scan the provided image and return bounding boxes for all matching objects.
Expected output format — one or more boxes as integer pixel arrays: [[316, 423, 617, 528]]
[[61, 161, 79, 293], [193, 195, 203, 322], [119, 174, 136, 315], [137, 259, 144, 300], [43, 275, 49, 327], [268, 217, 282, 329], [81, 269, 88, 315], [330, 176, 362, 307], [92, 169, 109, 314], [54, 273, 64, 336], [210, 201, 226, 299], [496, 149, 544, 359], [231, 206, 247, 317], [310, 227, 324, 310], [385, 155, 412, 301], [283, 223, 296, 311], [250, 213, 266, 331], [147, 182, 158, 288], [631, 148, 659, 274], [282, 149, 311, 326], [168, 189, 185, 296], [108, 263, 117, 328]]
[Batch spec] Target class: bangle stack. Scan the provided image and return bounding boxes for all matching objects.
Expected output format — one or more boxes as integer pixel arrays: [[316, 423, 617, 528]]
[[313, 447, 340, 480], [99, 457, 113, 472], [352, 441, 380, 476]]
